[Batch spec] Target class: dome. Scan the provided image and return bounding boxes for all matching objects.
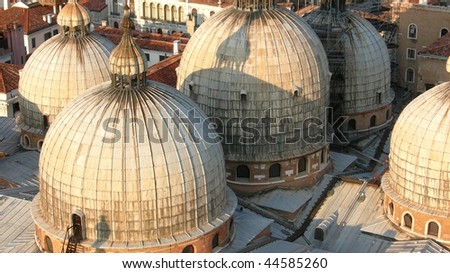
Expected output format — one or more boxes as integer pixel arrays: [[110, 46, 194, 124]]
[[57, 0, 90, 29], [177, 5, 330, 163], [304, 9, 392, 114], [32, 9, 236, 252], [17, 0, 114, 150], [382, 83, 450, 213]]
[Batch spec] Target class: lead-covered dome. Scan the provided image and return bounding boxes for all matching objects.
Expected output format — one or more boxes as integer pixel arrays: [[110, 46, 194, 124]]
[[304, 9, 392, 114], [383, 83, 450, 212], [18, 0, 114, 150], [32, 8, 236, 252], [177, 5, 330, 163], [382, 61, 450, 241]]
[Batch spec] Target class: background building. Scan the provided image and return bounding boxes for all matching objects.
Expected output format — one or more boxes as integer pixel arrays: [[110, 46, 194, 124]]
[[0, 63, 20, 117], [397, 3, 450, 92]]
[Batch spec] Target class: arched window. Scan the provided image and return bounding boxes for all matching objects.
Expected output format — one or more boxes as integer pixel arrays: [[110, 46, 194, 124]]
[[388, 202, 394, 216], [113, 21, 119, 28], [440, 28, 448, 38], [151, 3, 156, 19], [407, 23, 417, 39], [210, 11, 215, 16], [171, 6, 177, 22], [142, 2, 147, 18], [298, 157, 306, 173], [157, 4, 162, 20], [191, 8, 198, 16], [71, 212, 84, 241], [406, 68, 415, 83], [45, 236, 53, 253], [178, 7, 184, 22], [23, 135, 30, 148], [427, 221, 439, 237], [37, 140, 44, 151], [182, 245, 194, 253], [386, 109, 391, 121], [240, 93, 247, 102], [236, 165, 250, 178], [370, 115, 376, 127], [212, 234, 219, 249], [348, 119, 356, 131], [164, 5, 170, 21], [269, 163, 281, 178], [403, 213, 413, 229]]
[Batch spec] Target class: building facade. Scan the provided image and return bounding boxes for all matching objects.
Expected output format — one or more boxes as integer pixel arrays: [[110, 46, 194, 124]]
[[397, 3, 450, 92]]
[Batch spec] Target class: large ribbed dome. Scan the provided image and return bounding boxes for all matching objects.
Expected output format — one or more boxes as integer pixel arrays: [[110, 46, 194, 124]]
[[32, 9, 236, 252], [177, 6, 330, 162], [382, 83, 450, 212], [18, 0, 114, 143], [304, 9, 392, 114]]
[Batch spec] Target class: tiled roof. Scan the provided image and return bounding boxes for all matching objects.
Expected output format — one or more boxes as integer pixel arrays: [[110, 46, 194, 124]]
[[146, 53, 182, 88], [94, 26, 189, 52], [79, 0, 107, 12], [295, 5, 319, 16], [0, 63, 19, 94], [0, 5, 56, 35], [418, 32, 450, 57]]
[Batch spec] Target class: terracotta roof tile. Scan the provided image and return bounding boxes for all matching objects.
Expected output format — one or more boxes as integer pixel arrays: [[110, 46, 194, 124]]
[[79, 0, 107, 12], [94, 26, 189, 52], [0, 63, 19, 94], [0, 5, 56, 34], [418, 32, 450, 57], [146, 53, 182, 88]]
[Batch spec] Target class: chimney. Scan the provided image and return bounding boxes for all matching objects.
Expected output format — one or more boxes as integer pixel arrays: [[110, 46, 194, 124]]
[[101, 20, 108, 27], [3, 0, 9, 10], [47, 14, 53, 24], [173, 40, 180, 55], [53, 5, 57, 14]]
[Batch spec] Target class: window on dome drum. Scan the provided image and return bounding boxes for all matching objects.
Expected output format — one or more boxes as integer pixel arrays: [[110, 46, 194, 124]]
[[348, 119, 356, 131], [236, 165, 250, 178], [427, 221, 439, 237], [321, 149, 326, 164], [269, 163, 281, 178], [388, 202, 394, 216], [370, 115, 376, 127], [240, 93, 247, 102], [23, 135, 30, 147], [45, 236, 53, 253], [71, 213, 83, 242], [406, 68, 415, 83], [182, 245, 194, 253], [43, 115, 49, 130], [407, 24, 417, 39], [298, 157, 306, 173], [407, 48, 416, 60], [212, 234, 219, 249], [403, 213, 413, 229], [440, 28, 448, 37], [386, 109, 391, 121]]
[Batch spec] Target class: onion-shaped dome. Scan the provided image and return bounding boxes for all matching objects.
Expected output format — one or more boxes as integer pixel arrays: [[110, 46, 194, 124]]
[[17, 0, 114, 145], [382, 83, 450, 213], [57, 0, 90, 30], [32, 7, 236, 252], [176, 3, 330, 162], [109, 5, 146, 78], [304, 7, 392, 114]]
